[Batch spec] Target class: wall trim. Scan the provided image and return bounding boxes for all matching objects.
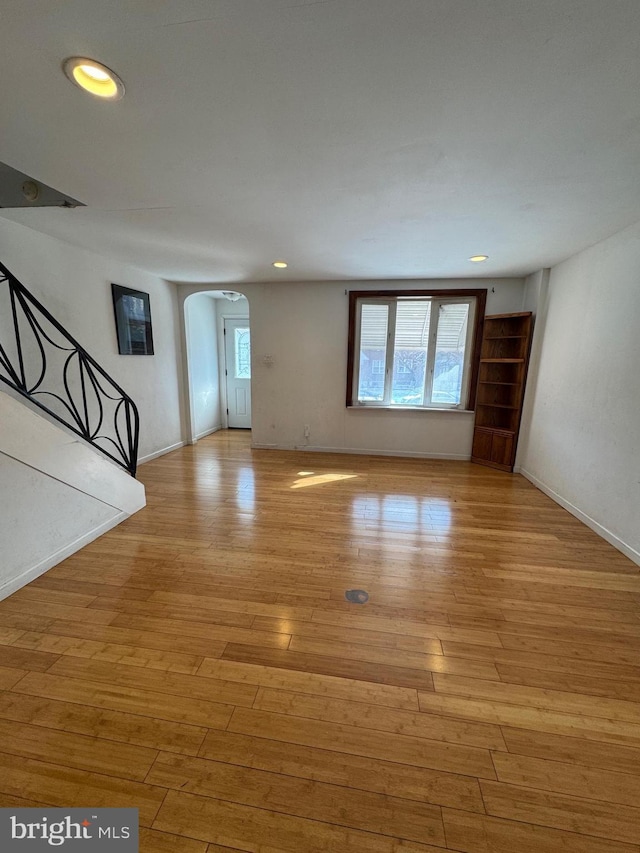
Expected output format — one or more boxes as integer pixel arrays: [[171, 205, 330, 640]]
[[252, 442, 470, 461], [520, 468, 640, 567], [0, 512, 127, 602], [138, 440, 186, 465], [194, 424, 222, 441]]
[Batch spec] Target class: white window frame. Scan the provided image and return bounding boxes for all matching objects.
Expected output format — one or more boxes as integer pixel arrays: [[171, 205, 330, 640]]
[[351, 294, 478, 410]]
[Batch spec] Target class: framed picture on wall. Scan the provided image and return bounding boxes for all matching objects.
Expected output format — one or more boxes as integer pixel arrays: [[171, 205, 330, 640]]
[[111, 283, 154, 355]]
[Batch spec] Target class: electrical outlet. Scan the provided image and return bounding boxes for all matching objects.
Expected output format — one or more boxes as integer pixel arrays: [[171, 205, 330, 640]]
[[304, 424, 311, 438]]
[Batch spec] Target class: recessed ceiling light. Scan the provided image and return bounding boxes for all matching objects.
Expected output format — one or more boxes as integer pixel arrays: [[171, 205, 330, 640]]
[[272, 261, 288, 269], [63, 57, 125, 100], [469, 255, 489, 263]]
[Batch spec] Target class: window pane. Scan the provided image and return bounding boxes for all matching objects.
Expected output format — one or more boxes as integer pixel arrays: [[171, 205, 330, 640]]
[[431, 303, 469, 404], [234, 327, 251, 378], [358, 303, 388, 401], [391, 301, 430, 405]]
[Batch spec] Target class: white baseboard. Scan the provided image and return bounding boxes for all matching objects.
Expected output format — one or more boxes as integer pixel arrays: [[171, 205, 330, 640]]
[[0, 512, 128, 601], [520, 468, 640, 567], [138, 440, 186, 465], [252, 442, 470, 461], [194, 424, 222, 441]]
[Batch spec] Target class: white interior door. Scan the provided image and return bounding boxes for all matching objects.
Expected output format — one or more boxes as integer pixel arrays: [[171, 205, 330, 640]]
[[224, 317, 251, 428]]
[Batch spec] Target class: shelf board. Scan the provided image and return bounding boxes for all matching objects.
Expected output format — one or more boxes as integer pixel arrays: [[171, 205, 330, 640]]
[[483, 312, 532, 320], [483, 335, 527, 340], [477, 403, 519, 409], [473, 426, 515, 436], [480, 358, 525, 363], [478, 381, 519, 386]]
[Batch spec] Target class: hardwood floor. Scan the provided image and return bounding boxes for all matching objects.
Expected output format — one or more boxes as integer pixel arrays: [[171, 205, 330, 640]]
[[1, 429, 639, 852]]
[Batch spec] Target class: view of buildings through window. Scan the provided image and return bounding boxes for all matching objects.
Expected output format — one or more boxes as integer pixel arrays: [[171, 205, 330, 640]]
[[357, 299, 471, 406]]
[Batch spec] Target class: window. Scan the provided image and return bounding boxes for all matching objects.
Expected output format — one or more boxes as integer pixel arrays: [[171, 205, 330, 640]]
[[234, 327, 251, 378], [347, 289, 486, 410]]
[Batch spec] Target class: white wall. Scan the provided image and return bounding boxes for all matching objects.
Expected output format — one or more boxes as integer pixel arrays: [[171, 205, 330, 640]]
[[519, 222, 640, 564], [0, 392, 145, 598], [515, 268, 550, 472], [522, 268, 548, 314], [185, 294, 221, 440], [0, 218, 185, 462], [0, 454, 117, 593], [180, 277, 524, 458]]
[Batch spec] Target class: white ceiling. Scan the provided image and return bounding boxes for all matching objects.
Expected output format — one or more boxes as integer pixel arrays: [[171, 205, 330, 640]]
[[1, 0, 640, 283]]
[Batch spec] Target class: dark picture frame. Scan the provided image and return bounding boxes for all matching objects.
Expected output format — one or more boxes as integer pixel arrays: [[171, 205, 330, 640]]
[[111, 283, 154, 355]]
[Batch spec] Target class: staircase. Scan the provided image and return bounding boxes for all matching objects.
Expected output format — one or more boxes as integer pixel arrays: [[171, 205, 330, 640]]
[[0, 260, 139, 475], [0, 261, 145, 599]]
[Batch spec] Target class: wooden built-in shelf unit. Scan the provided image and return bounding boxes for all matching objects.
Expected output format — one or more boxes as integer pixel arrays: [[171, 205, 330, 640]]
[[471, 311, 533, 472]]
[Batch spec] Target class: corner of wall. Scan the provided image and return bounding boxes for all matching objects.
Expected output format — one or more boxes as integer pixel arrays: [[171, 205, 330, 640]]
[[515, 268, 550, 470]]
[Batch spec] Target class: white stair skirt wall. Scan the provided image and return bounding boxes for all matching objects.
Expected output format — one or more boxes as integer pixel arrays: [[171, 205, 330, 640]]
[[0, 392, 146, 599]]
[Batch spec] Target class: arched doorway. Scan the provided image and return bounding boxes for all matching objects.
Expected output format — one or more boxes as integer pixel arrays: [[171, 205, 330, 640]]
[[184, 290, 250, 443]]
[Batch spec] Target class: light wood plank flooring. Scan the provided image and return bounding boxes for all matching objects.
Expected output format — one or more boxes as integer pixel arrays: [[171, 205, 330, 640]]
[[1, 430, 639, 852]]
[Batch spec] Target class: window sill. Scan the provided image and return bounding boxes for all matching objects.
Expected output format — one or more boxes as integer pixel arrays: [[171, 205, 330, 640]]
[[347, 406, 474, 414]]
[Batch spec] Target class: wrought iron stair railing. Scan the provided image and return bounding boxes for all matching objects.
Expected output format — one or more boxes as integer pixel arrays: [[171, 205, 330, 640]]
[[0, 260, 140, 476]]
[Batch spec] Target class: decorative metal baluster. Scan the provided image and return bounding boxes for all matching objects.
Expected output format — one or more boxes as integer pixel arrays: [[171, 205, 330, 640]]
[[0, 261, 140, 476], [9, 285, 27, 391]]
